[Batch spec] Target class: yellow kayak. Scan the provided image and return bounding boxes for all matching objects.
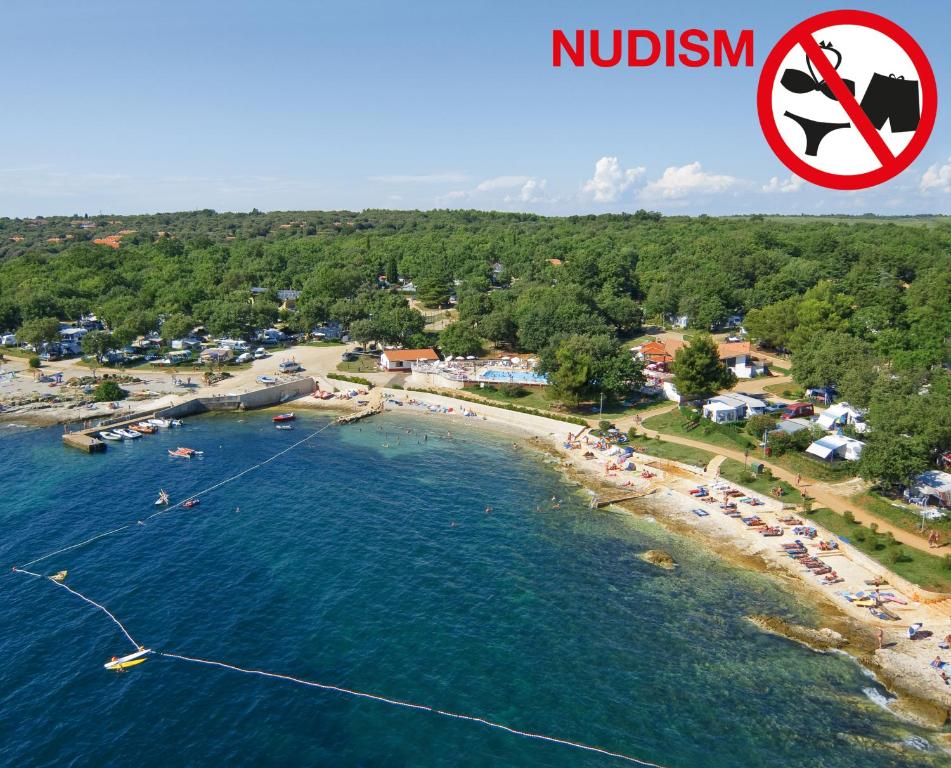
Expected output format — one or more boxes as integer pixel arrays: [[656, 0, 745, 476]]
[[104, 648, 150, 670], [851, 599, 876, 607]]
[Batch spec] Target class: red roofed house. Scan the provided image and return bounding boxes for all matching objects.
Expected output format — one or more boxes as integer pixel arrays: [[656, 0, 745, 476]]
[[380, 348, 440, 372]]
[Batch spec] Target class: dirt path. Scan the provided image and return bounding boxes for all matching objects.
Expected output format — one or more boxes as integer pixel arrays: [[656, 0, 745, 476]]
[[621, 412, 937, 557]]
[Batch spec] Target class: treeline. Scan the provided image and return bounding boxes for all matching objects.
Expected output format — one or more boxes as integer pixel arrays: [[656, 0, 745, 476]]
[[1, 209, 949, 483]]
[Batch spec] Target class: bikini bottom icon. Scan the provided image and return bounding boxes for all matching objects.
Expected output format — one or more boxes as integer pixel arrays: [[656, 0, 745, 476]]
[[860, 73, 920, 132], [784, 111, 850, 156]]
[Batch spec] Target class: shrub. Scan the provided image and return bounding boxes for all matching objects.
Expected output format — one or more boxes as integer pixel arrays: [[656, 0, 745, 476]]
[[627, 425, 638, 442], [499, 383, 528, 398], [327, 373, 374, 389], [92, 380, 128, 402], [853, 528, 867, 542], [843, 509, 855, 524], [28, 356, 41, 368], [746, 413, 778, 437], [942, 555, 951, 571], [598, 419, 614, 434], [887, 547, 909, 564]]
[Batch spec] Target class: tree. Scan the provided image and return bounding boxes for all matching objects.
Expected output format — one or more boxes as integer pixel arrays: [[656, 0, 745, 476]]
[[386, 255, 399, 284], [746, 413, 778, 437], [81, 331, 114, 377], [479, 310, 518, 349], [348, 318, 377, 348], [857, 432, 928, 491], [161, 313, 195, 342], [547, 341, 591, 407], [18, 316, 61, 351], [416, 276, 452, 308], [671, 334, 736, 401], [439, 322, 484, 357], [791, 331, 878, 406], [92, 380, 128, 402]]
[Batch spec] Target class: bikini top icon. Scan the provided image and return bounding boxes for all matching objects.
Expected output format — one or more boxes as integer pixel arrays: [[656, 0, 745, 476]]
[[781, 41, 856, 100]]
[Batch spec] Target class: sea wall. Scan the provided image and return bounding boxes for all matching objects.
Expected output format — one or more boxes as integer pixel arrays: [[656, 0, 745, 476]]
[[156, 378, 315, 419]]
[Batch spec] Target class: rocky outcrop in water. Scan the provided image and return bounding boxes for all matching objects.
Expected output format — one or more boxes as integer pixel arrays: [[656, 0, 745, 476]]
[[746, 614, 847, 651], [641, 550, 676, 570]]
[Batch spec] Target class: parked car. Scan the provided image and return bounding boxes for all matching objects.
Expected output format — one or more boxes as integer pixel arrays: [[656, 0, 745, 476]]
[[235, 352, 253, 363], [781, 402, 814, 419], [254, 347, 267, 359]]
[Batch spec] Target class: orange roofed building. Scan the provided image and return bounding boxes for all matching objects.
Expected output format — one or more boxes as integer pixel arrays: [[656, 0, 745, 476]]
[[380, 348, 440, 371]]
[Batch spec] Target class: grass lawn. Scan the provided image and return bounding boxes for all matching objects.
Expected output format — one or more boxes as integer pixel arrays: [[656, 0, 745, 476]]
[[717, 458, 803, 503], [628, 437, 716, 469], [763, 381, 802, 398], [806, 508, 951, 592], [771, 451, 857, 483], [304, 340, 344, 347], [642, 408, 758, 453], [470, 385, 553, 412], [338, 358, 380, 374], [850, 491, 951, 537]]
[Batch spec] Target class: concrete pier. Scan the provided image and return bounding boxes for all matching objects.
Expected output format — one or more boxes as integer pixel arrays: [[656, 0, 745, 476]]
[[63, 377, 315, 453]]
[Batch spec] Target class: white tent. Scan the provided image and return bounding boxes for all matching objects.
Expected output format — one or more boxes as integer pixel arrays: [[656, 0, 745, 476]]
[[805, 435, 865, 461]]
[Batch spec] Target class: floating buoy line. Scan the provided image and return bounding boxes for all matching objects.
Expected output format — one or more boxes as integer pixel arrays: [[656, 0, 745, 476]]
[[10, 418, 667, 767]]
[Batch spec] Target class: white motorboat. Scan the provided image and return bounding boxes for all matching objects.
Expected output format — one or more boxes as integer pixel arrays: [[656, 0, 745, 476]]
[[148, 418, 171, 428], [116, 428, 142, 439], [99, 431, 123, 441], [169, 419, 183, 427]]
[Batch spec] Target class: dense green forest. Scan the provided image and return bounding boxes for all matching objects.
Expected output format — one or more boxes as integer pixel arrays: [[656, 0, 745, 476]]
[[1, 209, 949, 486]]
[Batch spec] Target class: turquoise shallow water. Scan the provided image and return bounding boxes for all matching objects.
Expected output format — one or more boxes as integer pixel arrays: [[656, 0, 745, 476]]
[[0, 412, 944, 767]]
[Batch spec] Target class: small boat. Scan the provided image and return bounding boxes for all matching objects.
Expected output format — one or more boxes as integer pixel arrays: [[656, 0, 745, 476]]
[[99, 431, 123, 441], [50, 570, 68, 583], [168, 448, 192, 458], [183, 498, 200, 508], [257, 375, 277, 385], [155, 490, 169, 506], [104, 648, 150, 671], [275, 424, 294, 430], [148, 418, 171, 428], [130, 423, 156, 434], [169, 419, 183, 427], [116, 429, 142, 439], [273, 412, 295, 422]]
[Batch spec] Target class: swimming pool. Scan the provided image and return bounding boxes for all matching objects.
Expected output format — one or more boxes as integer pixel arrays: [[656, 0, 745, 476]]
[[479, 368, 548, 385]]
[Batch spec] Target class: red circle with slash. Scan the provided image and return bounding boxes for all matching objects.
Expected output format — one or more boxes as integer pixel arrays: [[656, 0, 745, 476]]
[[757, 10, 937, 190]]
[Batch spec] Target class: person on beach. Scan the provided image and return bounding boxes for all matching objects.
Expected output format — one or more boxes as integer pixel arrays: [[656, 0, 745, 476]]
[[931, 656, 944, 669], [908, 622, 923, 640], [877, 629, 884, 649]]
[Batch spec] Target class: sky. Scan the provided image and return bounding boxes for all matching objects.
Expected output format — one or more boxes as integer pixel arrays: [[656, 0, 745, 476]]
[[1, 0, 949, 217]]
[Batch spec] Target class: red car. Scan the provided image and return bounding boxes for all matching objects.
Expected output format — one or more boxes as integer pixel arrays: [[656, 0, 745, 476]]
[[781, 402, 814, 419]]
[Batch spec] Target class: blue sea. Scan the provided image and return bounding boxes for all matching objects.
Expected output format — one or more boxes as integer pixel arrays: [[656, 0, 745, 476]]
[[0, 411, 944, 767]]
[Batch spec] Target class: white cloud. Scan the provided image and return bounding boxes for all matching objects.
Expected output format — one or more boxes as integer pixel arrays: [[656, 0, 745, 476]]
[[581, 156, 645, 202], [920, 157, 951, 193], [640, 162, 739, 200], [761, 174, 803, 194], [504, 178, 548, 203], [369, 172, 470, 184], [476, 175, 530, 192]]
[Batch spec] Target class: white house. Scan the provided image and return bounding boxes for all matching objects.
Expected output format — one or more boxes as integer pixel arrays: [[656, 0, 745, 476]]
[[805, 435, 865, 462], [717, 341, 766, 379], [702, 393, 770, 423], [816, 402, 868, 433], [380, 348, 439, 371]]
